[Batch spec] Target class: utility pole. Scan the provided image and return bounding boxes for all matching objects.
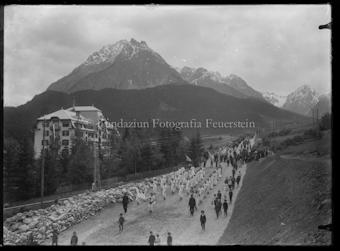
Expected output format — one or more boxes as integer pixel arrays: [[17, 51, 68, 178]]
[[93, 124, 97, 192], [274, 121, 276, 153], [41, 118, 46, 208], [312, 109, 314, 130], [316, 109, 319, 128]]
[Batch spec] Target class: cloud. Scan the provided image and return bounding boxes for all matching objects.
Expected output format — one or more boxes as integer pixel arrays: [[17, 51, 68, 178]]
[[4, 5, 331, 106]]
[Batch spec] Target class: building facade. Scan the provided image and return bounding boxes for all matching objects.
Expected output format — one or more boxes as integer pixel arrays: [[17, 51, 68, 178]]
[[33, 105, 119, 158]]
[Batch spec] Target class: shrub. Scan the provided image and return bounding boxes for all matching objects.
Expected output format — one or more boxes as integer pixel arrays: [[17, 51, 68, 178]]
[[292, 135, 305, 144], [279, 128, 291, 136]]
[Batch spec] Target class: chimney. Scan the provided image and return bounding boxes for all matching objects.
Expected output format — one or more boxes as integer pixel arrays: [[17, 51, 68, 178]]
[[73, 97, 76, 109]]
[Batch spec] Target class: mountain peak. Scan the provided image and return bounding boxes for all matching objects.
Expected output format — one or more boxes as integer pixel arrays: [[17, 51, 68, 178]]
[[130, 38, 138, 44]]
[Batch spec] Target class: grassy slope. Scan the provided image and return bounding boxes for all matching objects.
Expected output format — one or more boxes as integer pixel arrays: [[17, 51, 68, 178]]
[[218, 133, 332, 245]]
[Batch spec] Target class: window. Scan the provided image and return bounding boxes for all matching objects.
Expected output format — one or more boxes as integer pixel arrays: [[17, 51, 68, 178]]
[[41, 140, 49, 146], [62, 130, 69, 136], [45, 131, 49, 136], [81, 132, 84, 137], [95, 133, 98, 138], [62, 140, 69, 146], [89, 133, 94, 138], [63, 121, 70, 127], [43, 121, 49, 127]]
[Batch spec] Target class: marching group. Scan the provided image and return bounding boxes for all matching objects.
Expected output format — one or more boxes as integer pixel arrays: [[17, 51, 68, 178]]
[[118, 133, 256, 245], [46, 133, 256, 246]]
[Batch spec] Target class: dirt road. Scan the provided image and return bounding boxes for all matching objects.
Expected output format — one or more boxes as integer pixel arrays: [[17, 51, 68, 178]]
[[42, 137, 255, 245]]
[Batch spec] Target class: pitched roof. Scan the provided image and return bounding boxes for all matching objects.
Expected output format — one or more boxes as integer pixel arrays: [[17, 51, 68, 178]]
[[66, 106, 101, 112], [37, 109, 92, 125]]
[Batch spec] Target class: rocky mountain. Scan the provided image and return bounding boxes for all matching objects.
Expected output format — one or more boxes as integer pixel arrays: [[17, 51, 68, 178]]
[[306, 93, 331, 117], [177, 66, 247, 99], [4, 85, 310, 141], [282, 85, 320, 115], [226, 74, 265, 101], [47, 39, 187, 94], [261, 92, 287, 108]]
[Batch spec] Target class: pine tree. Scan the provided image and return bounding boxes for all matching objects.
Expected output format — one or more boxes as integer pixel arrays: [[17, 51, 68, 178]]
[[17, 138, 37, 200], [59, 146, 71, 185], [67, 140, 94, 185], [35, 149, 62, 197], [188, 130, 204, 167], [3, 138, 21, 203]]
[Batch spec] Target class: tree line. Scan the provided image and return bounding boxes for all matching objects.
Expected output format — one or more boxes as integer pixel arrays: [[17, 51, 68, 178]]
[[3, 123, 206, 205]]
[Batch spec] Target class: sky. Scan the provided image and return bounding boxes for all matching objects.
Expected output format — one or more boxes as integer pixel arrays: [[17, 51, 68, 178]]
[[4, 4, 332, 107]]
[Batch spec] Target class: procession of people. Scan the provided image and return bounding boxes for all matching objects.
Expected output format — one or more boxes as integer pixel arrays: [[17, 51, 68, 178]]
[[58, 132, 259, 245]]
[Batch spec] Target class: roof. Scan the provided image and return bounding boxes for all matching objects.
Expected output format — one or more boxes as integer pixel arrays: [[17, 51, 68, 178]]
[[66, 106, 101, 112], [37, 109, 92, 125]]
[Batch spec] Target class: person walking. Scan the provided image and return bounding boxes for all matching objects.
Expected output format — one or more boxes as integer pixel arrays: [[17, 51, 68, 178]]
[[122, 193, 129, 213], [200, 210, 207, 231], [153, 180, 158, 194], [232, 167, 236, 178], [118, 213, 125, 232], [223, 199, 228, 217], [155, 234, 161, 246], [52, 229, 58, 246], [231, 176, 236, 190], [70, 232, 78, 246], [188, 194, 196, 216], [167, 232, 172, 246], [217, 190, 222, 200], [148, 193, 156, 213], [236, 171, 241, 187], [148, 231, 156, 246], [229, 189, 233, 204], [228, 177, 233, 191], [215, 198, 222, 218], [162, 183, 167, 200], [179, 182, 184, 200], [211, 194, 217, 206]]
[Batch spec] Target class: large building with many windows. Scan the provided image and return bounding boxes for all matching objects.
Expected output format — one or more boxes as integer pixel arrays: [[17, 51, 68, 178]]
[[33, 105, 119, 158]]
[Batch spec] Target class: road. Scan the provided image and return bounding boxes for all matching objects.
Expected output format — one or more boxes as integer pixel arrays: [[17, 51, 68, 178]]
[[42, 136, 255, 245]]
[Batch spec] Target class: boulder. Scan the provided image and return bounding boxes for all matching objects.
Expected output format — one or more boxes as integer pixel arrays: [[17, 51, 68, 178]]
[[39, 226, 46, 233], [67, 217, 75, 223], [22, 218, 32, 225], [48, 216, 57, 222], [19, 235, 27, 242], [17, 224, 30, 233], [52, 223, 59, 229], [10, 223, 20, 232], [28, 220, 39, 229]]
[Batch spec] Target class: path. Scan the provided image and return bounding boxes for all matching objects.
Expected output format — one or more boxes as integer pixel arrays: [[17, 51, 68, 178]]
[[42, 136, 255, 245]]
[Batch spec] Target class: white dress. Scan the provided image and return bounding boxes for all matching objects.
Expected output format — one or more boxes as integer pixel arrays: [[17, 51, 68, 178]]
[[179, 185, 184, 199], [162, 184, 167, 199]]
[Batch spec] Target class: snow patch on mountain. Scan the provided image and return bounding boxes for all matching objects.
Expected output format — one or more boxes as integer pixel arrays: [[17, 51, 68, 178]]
[[261, 91, 287, 107], [83, 38, 165, 66]]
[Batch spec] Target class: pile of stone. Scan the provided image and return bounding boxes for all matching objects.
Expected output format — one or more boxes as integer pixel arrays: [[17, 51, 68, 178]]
[[3, 175, 169, 246]]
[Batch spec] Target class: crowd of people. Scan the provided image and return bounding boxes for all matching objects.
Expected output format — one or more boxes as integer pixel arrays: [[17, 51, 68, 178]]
[[42, 132, 259, 246]]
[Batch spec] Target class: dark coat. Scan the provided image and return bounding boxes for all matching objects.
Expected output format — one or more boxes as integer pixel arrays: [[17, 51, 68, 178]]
[[149, 234, 156, 245], [167, 236, 172, 245], [200, 215, 207, 224], [189, 197, 196, 208], [122, 195, 129, 205]]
